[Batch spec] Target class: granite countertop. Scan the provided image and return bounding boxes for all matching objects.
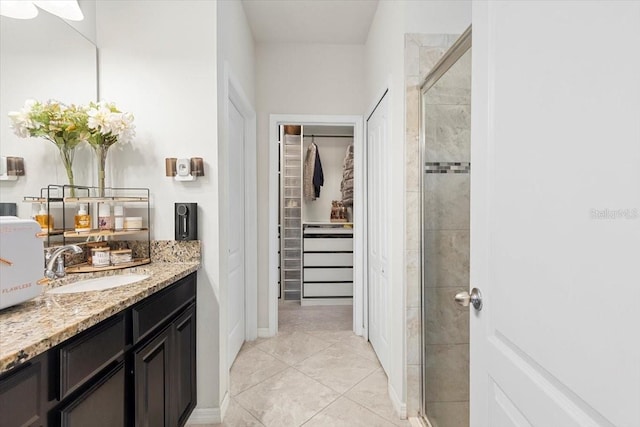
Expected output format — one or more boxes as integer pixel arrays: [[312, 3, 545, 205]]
[[0, 260, 199, 375]]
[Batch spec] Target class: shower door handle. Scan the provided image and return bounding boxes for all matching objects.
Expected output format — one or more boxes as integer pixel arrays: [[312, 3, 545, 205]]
[[454, 288, 483, 311]]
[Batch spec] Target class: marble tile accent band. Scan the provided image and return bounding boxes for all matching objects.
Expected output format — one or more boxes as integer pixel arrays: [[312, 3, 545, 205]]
[[425, 162, 470, 174]]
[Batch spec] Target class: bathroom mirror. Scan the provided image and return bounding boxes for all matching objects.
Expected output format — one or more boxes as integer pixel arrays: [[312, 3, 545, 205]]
[[0, 9, 98, 214]]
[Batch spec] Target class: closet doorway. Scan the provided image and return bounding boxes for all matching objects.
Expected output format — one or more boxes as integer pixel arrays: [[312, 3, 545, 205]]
[[268, 115, 365, 336]]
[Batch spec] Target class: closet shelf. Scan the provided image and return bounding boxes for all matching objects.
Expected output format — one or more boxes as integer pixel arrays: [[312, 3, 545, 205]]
[[280, 131, 303, 301]]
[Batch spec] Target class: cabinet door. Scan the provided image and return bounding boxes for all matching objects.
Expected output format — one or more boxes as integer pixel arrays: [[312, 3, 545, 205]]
[[0, 359, 44, 427], [57, 362, 125, 427], [172, 305, 196, 427], [134, 327, 171, 427]]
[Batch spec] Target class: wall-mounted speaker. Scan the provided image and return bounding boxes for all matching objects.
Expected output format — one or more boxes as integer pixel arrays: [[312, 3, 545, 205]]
[[175, 203, 198, 241]]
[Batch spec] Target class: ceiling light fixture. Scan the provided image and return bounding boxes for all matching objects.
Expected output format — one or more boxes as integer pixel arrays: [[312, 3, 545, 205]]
[[0, 0, 83, 21], [0, 1, 39, 20], [33, 0, 83, 21]]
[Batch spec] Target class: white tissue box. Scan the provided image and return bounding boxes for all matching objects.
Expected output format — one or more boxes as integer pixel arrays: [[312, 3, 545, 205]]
[[0, 217, 45, 310]]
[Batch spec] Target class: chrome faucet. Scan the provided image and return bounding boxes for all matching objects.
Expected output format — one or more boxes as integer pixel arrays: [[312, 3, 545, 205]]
[[45, 245, 83, 279]]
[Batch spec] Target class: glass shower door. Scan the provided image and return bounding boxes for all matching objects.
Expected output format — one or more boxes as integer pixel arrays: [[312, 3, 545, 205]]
[[421, 37, 472, 427]]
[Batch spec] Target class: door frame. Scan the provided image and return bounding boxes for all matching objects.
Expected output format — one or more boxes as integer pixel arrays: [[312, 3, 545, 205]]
[[222, 61, 258, 357], [268, 114, 365, 336]]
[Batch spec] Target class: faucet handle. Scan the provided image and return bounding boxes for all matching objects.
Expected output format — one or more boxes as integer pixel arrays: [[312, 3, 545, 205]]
[[55, 257, 66, 278]]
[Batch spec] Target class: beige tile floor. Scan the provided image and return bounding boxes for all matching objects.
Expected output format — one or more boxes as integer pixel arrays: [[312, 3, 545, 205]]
[[210, 301, 410, 427]]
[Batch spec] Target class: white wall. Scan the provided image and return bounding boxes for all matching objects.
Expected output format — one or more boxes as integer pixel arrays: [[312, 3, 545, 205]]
[[364, 0, 470, 413], [255, 43, 365, 327], [68, 0, 97, 44], [217, 0, 255, 106], [404, 0, 471, 34], [302, 136, 353, 222], [95, 0, 220, 415], [364, 0, 407, 409]]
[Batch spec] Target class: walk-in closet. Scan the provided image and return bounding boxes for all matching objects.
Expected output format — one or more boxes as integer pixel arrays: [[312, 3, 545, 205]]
[[278, 124, 355, 306]]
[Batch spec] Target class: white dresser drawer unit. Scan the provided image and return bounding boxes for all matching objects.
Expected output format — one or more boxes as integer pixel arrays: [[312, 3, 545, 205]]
[[304, 237, 353, 252], [304, 282, 353, 297], [303, 267, 353, 282], [304, 252, 353, 267], [302, 225, 354, 301]]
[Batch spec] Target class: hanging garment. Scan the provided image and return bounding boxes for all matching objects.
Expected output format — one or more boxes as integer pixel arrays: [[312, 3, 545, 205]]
[[341, 144, 354, 206], [313, 146, 324, 198], [303, 143, 317, 201]]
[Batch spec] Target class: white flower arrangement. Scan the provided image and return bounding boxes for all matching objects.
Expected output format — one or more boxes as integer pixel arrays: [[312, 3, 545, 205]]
[[86, 101, 136, 149], [8, 99, 135, 196]]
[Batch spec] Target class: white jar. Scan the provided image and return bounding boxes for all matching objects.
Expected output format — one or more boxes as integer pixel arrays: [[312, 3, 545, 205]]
[[91, 247, 110, 267], [113, 205, 125, 231], [124, 216, 142, 230]]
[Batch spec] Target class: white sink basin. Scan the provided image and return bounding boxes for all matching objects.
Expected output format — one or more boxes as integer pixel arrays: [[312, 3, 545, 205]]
[[48, 274, 150, 294]]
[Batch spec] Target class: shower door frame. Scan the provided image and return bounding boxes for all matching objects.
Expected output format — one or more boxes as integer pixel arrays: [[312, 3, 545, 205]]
[[419, 26, 472, 425]]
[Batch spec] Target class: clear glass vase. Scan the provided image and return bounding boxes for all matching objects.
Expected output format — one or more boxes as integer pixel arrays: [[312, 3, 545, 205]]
[[58, 146, 76, 197], [94, 144, 109, 197]]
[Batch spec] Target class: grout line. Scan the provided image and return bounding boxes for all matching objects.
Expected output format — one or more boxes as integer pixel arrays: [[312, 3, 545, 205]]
[[342, 366, 382, 395], [298, 391, 342, 426], [341, 369, 409, 426], [228, 396, 266, 426], [341, 394, 401, 426], [230, 355, 289, 398]]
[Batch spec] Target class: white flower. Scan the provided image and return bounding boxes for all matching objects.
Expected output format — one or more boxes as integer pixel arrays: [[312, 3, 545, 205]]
[[112, 112, 136, 143], [8, 111, 31, 138], [86, 101, 135, 145], [8, 99, 39, 138], [87, 105, 113, 134]]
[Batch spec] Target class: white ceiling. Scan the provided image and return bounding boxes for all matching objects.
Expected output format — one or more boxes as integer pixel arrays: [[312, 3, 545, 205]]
[[241, 0, 379, 45]]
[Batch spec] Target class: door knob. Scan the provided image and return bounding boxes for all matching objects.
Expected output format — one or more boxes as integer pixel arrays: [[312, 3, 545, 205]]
[[454, 288, 483, 311]]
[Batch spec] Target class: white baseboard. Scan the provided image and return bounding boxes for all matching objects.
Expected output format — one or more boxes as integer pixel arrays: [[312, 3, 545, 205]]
[[185, 408, 220, 425], [301, 298, 353, 306], [388, 382, 407, 419], [410, 416, 430, 427], [185, 393, 230, 425], [257, 327, 272, 338]]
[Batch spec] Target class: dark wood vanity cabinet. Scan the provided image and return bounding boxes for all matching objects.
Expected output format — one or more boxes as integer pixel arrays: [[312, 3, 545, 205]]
[[134, 304, 196, 427], [171, 306, 197, 427], [135, 326, 172, 427], [0, 355, 47, 427], [0, 272, 197, 427]]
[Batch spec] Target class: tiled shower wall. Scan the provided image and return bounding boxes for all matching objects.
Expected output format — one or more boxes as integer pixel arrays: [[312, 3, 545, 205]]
[[404, 34, 460, 419]]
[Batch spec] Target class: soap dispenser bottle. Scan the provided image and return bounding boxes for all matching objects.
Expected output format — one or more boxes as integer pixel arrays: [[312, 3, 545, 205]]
[[75, 204, 91, 232], [98, 203, 112, 230], [35, 204, 53, 232]]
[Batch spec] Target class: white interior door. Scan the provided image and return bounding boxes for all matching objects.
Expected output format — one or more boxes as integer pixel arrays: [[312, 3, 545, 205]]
[[367, 94, 390, 373], [471, 2, 640, 426], [228, 99, 246, 367]]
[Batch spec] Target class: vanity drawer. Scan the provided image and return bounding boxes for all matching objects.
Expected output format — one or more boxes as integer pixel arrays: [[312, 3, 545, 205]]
[[304, 282, 353, 297], [59, 314, 125, 400], [132, 273, 196, 344], [304, 237, 353, 252], [304, 267, 353, 282]]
